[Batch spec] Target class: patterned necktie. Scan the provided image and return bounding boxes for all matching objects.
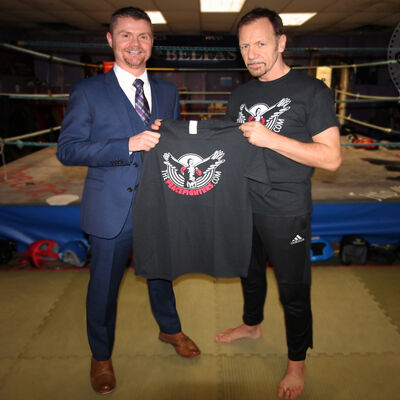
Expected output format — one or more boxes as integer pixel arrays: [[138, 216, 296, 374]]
[[133, 79, 150, 125]]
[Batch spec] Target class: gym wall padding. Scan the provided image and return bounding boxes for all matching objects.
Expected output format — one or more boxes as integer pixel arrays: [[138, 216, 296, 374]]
[[0, 205, 85, 251], [0, 202, 399, 251], [311, 203, 400, 244]]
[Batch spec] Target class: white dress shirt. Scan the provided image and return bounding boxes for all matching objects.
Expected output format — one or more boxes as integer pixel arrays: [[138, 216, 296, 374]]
[[113, 63, 152, 112]]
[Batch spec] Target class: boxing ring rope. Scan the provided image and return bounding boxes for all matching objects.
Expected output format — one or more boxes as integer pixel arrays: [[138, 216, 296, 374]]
[[181, 112, 225, 116], [1, 42, 398, 72], [0, 127, 61, 179], [340, 116, 400, 135], [341, 142, 400, 147], [179, 91, 231, 95], [335, 90, 400, 100], [2, 127, 61, 143], [1, 92, 399, 103], [1, 116, 400, 181], [2, 117, 399, 150], [13, 41, 400, 53], [4, 141, 58, 147], [1, 95, 399, 152], [2, 95, 397, 104], [1, 93, 69, 100], [1, 42, 399, 169], [149, 60, 396, 72], [335, 99, 400, 103], [0, 43, 100, 69]]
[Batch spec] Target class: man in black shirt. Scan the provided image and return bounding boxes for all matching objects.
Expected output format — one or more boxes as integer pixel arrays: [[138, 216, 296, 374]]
[[215, 8, 342, 399]]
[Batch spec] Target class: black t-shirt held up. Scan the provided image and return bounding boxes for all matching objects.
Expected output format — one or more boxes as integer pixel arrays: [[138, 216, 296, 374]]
[[133, 118, 269, 280], [227, 69, 340, 216]]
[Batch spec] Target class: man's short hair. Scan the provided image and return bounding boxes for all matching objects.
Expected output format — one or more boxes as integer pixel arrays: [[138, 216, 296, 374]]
[[237, 8, 284, 36], [109, 7, 152, 33]]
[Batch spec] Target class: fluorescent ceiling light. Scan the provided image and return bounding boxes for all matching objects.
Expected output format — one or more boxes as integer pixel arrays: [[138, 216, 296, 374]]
[[279, 13, 317, 26], [201, 0, 246, 12], [146, 11, 167, 24]]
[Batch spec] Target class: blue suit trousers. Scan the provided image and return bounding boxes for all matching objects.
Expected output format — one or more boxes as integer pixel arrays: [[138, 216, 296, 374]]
[[87, 205, 181, 361]]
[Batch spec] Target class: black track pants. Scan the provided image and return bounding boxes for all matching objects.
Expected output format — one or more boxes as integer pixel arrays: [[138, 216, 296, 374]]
[[241, 213, 313, 361]]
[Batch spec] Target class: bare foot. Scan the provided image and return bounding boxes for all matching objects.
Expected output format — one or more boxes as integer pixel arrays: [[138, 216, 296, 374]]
[[277, 360, 305, 399], [215, 323, 262, 343]]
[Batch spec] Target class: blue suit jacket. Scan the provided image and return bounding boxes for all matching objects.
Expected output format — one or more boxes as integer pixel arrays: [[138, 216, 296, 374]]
[[57, 70, 180, 238]]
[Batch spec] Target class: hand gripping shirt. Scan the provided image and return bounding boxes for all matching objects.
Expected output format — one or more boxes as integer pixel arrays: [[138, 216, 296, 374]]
[[133, 118, 270, 280]]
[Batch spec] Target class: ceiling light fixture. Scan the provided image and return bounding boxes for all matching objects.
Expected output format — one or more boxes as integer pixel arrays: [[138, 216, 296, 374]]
[[145, 11, 167, 24], [200, 0, 246, 13], [279, 13, 317, 26]]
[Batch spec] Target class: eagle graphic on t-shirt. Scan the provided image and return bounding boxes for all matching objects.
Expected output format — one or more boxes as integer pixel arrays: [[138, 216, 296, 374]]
[[237, 97, 291, 133], [163, 150, 225, 189]]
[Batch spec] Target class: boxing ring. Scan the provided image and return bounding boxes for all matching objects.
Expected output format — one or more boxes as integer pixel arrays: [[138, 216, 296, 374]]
[[1, 25, 400, 400], [0, 40, 400, 260]]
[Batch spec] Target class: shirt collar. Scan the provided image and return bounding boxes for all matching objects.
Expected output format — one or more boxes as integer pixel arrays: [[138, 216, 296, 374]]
[[113, 63, 149, 88]]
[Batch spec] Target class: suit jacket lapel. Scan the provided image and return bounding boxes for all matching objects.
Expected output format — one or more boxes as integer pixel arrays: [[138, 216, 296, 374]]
[[105, 70, 144, 133], [149, 76, 159, 123]]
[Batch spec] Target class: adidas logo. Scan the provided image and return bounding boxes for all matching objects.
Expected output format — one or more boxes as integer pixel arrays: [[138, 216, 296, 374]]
[[290, 234, 305, 245]]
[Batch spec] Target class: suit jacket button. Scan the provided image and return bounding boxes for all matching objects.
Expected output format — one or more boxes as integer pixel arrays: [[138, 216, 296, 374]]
[[127, 187, 133, 192], [133, 162, 138, 168]]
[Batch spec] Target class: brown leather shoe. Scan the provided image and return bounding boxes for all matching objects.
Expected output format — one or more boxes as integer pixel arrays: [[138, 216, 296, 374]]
[[90, 357, 116, 394], [159, 331, 201, 358]]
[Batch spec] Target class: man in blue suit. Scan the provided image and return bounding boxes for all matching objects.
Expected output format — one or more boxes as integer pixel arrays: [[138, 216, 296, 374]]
[[57, 7, 200, 395]]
